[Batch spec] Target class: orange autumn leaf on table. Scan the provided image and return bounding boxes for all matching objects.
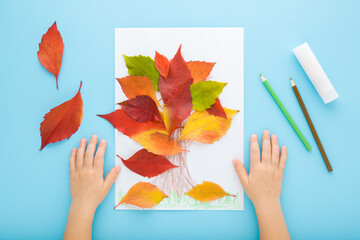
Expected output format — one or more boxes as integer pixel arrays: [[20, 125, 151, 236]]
[[154, 51, 170, 78], [178, 108, 238, 144], [187, 61, 215, 83], [116, 76, 159, 105], [37, 21, 64, 90], [40, 82, 83, 150], [115, 182, 167, 209], [132, 131, 184, 156], [185, 181, 235, 202]]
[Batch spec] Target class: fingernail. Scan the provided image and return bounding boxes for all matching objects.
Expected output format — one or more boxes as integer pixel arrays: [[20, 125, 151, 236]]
[[101, 139, 106, 144], [251, 134, 257, 139], [232, 160, 238, 166], [272, 135, 277, 140], [264, 130, 269, 135], [116, 166, 121, 173]]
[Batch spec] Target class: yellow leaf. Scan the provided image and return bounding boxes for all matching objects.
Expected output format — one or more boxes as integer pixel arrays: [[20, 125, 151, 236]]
[[185, 181, 235, 202], [178, 108, 238, 143], [115, 182, 167, 209], [132, 131, 184, 156]]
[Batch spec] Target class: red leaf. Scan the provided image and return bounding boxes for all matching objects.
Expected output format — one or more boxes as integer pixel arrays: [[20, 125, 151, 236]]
[[97, 109, 165, 138], [158, 45, 193, 103], [119, 95, 162, 122], [163, 86, 193, 136], [154, 51, 169, 78], [207, 98, 227, 119], [40, 82, 83, 150], [117, 149, 177, 178], [37, 21, 64, 90]]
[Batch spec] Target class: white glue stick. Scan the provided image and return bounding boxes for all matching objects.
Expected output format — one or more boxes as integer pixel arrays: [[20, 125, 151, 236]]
[[293, 42, 339, 104]]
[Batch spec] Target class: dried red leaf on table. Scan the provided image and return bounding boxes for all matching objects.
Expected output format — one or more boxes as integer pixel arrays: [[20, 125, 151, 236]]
[[117, 149, 177, 178], [115, 182, 167, 209], [158, 45, 193, 103], [119, 95, 162, 122], [207, 98, 227, 118], [187, 61, 215, 83], [154, 51, 170, 78], [97, 109, 165, 138], [37, 21, 64, 90], [40, 82, 83, 150]]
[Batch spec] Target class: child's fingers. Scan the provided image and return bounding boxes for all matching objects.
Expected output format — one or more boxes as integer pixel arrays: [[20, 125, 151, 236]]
[[279, 146, 287, 172], [70, 148, 77, 174], [233, 159, 248, 188], [250, 134, 260, 171], [76, 138, 87, 169], [103, 166, 121, 193], [94, 139, 107, 172], [271, 134, 279, 167], [84, 135, 98, 169], [262, 130, 271, 164]]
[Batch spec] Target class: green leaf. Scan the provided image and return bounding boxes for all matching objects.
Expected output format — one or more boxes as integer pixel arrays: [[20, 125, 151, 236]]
[[123, 55, 159, 91], [190, 81, 227, 111]]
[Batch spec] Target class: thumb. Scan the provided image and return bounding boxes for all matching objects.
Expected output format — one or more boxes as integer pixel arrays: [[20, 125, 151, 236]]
[[103, 166, 121, 193], [233, 159, 248, 188]]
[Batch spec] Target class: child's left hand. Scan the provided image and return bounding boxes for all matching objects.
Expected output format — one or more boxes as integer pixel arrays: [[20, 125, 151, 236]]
[[69, 135, 121, 213]]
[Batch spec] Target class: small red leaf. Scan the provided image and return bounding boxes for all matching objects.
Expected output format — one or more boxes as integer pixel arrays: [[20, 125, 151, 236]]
[[37, 21, 64, 90], [40, 82, 83, 150], [97, 109, 165, 138], [117, 149, 177, 178], [119, 95, 162, 122], [207, 98, 227, 119], [155, 51, 169, 78]]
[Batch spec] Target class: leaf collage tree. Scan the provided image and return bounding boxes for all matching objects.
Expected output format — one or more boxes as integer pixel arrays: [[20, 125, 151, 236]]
[[99, 45, 238, 209]]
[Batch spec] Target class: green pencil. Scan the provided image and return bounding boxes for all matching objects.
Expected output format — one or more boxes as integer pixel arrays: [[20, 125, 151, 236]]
[[260, 74, 312, 151]]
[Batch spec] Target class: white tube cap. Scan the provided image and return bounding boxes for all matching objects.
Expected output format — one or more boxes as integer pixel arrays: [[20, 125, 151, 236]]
[[293, 42, 339, 104]]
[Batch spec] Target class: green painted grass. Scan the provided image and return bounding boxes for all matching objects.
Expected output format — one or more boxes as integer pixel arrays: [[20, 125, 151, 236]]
[[116, 189, 242, 210]]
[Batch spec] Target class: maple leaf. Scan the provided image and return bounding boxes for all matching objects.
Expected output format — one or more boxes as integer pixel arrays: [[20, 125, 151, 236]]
[[119, 95, 162, 122], [97, 109, 165, 138], [37, 21, 64, 90], [116, 76, 159, 106], [185, 181, 235, 202], [207, 98, 227, 119], [187, 61, 215, 83], [154, 51, 169, 77], [158, 45, 193, 103], [117, 149, 177, 178], [190, 80, 227, 111], [40, 82, 83, 150], [132, 131, 184, 156], [115, 182, 167, 209], [123, 55, 159, 91], [178, 108, 238, 144]]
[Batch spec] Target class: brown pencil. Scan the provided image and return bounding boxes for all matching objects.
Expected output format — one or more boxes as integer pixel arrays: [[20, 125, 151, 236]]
[[290, 78, 333, 172]]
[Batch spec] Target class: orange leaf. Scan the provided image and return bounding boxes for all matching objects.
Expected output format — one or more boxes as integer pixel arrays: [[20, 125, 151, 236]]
[[155, 51, 169, 77], [116, 76, 159, 105], [178, 108, 238, 144], [40, 82, 83, 150], [37, 21, 64, 90], [132, 131, 184, 155], [115, 182, 167, 209], [187, 61, 215, 83], [97, 109, 165, 138], [185, 181, 235, 202]]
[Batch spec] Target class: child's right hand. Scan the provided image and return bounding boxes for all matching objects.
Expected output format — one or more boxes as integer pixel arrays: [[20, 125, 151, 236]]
[[233, 130, 287, 210]]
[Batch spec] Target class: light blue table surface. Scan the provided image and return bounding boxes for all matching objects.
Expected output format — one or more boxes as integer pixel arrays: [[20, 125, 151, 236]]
[[1, 0, 359, 239]]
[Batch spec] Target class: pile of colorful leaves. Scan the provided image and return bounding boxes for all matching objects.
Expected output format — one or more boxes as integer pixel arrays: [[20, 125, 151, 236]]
[[99, 45, 238, 208]]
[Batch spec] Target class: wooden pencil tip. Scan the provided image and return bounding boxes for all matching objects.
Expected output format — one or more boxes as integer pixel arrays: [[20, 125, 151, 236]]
[[260, 74, 266, 82], [290, 78, 295, 87]]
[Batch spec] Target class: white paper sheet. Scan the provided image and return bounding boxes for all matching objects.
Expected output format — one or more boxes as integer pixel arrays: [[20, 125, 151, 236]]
[[114, 28, 244, 210]]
